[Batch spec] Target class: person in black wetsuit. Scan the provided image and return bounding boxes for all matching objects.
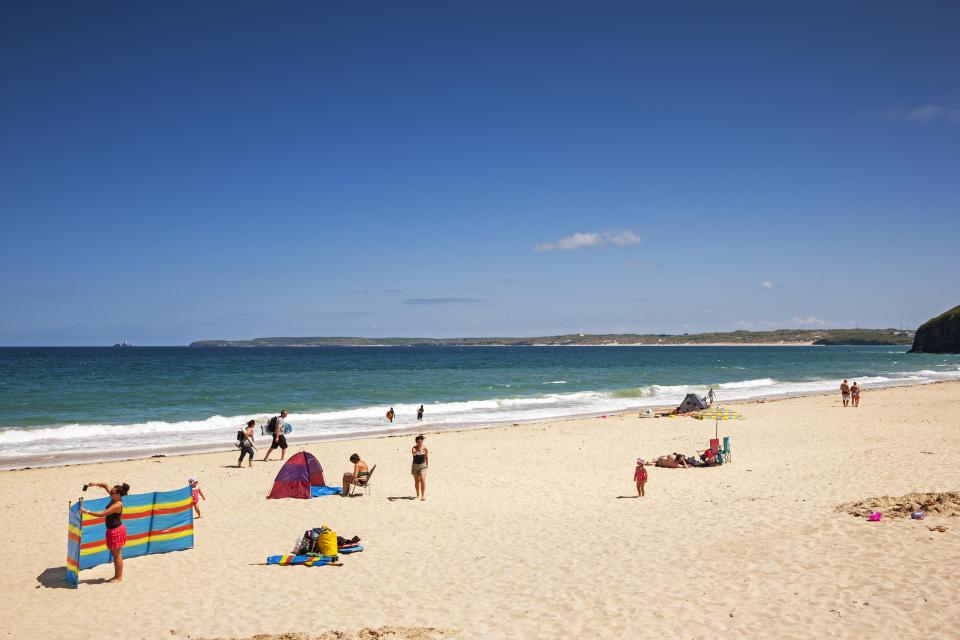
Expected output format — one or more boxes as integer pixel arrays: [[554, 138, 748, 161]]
[[80, 482, 130, 582], [417, 405, 424, 421], [411, 434, 429, 500]]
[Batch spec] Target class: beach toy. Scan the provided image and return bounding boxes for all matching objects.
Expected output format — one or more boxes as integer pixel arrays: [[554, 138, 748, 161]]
[[911, 511, 926, 520], [868, 512, 882, 522]]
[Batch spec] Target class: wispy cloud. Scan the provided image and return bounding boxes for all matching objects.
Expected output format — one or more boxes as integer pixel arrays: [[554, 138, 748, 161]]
[[760, 280, 775, 289], [405, 297, 484, 305], [791, 315, 826, 326], [861, 103, 960, 125], [535, 229, 641, 252]]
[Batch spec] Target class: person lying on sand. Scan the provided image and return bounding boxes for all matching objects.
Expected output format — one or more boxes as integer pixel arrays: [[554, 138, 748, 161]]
[[654, 453, 688, 468]]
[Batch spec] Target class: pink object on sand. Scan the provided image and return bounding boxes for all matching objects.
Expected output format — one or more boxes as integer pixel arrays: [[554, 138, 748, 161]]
[[868, 512, 882, 522]]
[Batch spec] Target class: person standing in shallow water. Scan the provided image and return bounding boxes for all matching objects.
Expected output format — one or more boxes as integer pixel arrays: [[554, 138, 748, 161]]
[[411, 434, 429, 500], [386, 407, 395, 423], [80, 482, 130, 582], [417, 405, 424, 421], [840, 380, 850, 407]]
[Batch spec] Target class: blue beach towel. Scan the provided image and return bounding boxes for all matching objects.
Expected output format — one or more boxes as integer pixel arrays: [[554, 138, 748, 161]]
[[310, 485, 342, 497], [266, 554, 335, 566], [338, 544, 364, 554]]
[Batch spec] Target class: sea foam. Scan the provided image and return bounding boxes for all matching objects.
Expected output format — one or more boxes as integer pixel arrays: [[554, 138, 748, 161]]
[[1, 367, 959, 465]]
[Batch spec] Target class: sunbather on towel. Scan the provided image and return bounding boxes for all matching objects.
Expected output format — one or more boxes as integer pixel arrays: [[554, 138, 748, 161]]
[[654, 453, 688, 468]]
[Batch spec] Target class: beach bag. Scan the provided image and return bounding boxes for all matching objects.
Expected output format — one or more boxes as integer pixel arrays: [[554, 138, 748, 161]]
[[318, 526, 338, 557], [261, 416, 278, 437]]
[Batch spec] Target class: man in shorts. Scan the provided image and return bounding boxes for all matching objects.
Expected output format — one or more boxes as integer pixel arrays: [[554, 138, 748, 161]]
[[840, 380, 850, 407], [263, 409, 289, 461]]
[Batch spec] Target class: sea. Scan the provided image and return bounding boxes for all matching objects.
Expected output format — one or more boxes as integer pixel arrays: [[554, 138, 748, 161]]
[[1, 345, 959, 469]]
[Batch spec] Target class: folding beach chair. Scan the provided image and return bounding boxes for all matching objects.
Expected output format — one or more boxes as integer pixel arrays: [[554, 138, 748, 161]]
[[348, 464, 376, 497], [709, 438, 720, 457]]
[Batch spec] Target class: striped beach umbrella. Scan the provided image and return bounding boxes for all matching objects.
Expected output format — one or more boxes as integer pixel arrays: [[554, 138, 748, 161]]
[[688, 407, 744, 438]]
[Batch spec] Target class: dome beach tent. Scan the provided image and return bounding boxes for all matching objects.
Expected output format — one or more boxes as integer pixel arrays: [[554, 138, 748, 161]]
[[677, 393, 708, 413], [268, 451, 327, 499]]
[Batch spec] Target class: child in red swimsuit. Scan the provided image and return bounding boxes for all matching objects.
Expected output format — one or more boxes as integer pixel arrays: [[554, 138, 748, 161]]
[[189, 477, 206, 518], [634, 458, 649, 497]]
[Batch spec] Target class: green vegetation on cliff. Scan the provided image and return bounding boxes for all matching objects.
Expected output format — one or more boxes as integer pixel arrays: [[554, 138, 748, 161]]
[[910, 305, 960, 354], [190, 328, 913, 348]]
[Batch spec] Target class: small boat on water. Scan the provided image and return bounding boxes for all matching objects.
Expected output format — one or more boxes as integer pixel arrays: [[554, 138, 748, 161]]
[[112, 341, 134, 348]]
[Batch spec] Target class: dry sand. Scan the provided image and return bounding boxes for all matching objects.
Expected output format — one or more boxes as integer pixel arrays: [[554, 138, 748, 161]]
[[1, 381, 958, 639]]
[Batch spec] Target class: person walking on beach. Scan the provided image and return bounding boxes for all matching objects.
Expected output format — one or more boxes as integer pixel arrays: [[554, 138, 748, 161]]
[[840, 380, 850, 407], [851, 382, 861, 407], [189, 477, 206, 517], [707, 388, 716, 406], [263, 410, 289, 461], [79, 482, 130, 582], [417, 405, 424, 421], [634, 458, 648, 497], [386, 407, 395, 423], [411, 434, 429, 500], [237, 421, 257, 468]]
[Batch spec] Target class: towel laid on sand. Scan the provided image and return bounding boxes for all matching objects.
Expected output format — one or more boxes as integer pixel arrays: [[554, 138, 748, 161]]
[[267, 554, 335, 566], [310, 486, 342, 497], [338, 544, 364, 554]]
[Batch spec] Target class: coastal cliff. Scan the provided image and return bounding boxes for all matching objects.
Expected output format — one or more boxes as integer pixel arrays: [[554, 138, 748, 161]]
[[910, 305, 960, 354], [189, 328, 913, 348]]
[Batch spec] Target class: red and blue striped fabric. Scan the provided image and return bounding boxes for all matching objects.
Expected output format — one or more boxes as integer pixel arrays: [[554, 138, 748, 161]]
[[67, 485, 194, 584], [66, 502, 82, 587]]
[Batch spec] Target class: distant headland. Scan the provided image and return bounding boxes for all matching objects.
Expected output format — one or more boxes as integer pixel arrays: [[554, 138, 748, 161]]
[[190, 328, 914, 348]]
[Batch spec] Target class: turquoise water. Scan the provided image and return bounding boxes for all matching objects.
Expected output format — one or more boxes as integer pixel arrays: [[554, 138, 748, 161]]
[[1, 345, 958, 465]]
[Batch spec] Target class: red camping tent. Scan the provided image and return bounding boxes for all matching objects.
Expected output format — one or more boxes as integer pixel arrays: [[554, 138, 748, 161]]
[[267, 451, 327, 499]]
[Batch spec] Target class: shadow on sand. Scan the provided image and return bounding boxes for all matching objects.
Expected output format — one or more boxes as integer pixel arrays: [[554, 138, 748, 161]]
[[38, 567, 120, 589]]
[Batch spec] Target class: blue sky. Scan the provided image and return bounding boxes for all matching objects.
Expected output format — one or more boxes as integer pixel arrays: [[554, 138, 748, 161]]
[[2, 1, 958, 345]]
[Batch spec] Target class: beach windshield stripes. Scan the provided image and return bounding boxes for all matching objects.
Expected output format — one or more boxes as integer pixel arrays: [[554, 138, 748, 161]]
[[65, 486, 194, 587], [66, 503, 82, 586]]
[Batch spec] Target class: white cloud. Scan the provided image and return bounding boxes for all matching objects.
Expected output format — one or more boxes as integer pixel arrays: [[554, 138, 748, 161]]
[[535, 229, 641, 252], [760, 280, 775, 289], [791, 315, 826, 326], [862, 103, 960, 125]]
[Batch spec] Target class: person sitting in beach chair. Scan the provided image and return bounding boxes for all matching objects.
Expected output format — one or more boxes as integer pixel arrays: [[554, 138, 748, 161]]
[[341, 453, 371, 496]]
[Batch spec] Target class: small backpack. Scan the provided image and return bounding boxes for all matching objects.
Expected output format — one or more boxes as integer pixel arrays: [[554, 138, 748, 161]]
[[262, 416, 279, 437]]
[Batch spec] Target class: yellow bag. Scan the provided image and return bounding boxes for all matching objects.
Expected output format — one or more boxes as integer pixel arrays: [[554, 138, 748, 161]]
[[318, 526, 338, 557]]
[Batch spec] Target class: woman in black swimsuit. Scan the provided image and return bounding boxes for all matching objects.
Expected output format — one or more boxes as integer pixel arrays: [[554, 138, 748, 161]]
[[411, 434, 429, 500], [80, 481, 130, 582]]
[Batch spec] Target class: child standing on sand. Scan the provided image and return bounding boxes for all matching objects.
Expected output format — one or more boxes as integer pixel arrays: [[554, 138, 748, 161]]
[[189, 477, 206, 517], [634, 458, 648, 497]]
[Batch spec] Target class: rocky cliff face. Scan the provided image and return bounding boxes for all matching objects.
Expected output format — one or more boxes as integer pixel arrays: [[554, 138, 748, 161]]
[[910, 305, 960, 353]]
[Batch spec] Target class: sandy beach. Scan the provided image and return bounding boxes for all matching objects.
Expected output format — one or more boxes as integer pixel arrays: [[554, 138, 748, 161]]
[[1, 381, 958, 639]]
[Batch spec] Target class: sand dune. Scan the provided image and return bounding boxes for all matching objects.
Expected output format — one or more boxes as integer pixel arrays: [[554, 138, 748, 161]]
[[1, 382, 958, 639]]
